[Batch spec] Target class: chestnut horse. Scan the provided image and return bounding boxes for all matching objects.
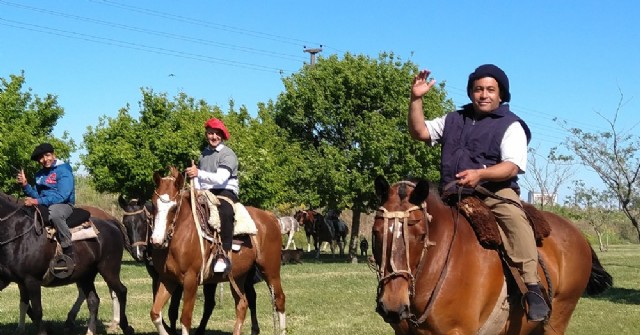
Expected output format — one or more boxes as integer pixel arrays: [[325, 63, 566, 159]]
[[372, 176, 612, 334], [149, 166, 286, 335], [118, 196, 224, 335]]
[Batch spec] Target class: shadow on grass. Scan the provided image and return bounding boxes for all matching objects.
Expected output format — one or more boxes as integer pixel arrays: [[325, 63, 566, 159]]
[[587, 286, 640, 305], [278, 251, 371, 265], [0, 321, 235, 335], [0, 320, 111, 335]]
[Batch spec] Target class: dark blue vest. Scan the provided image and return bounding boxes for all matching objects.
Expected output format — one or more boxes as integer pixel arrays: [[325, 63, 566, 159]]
[[439, 104, 531, 194]]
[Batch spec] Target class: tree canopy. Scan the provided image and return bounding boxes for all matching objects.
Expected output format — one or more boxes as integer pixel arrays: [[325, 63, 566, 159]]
[[0, 72, 74, 195], [273, 52, 453, 257]]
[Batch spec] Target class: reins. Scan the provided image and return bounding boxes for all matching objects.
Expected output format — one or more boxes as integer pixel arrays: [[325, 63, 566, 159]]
[[0, 206, 42, 246]]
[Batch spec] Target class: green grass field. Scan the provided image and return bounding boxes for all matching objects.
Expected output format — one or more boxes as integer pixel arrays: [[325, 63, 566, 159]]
[[0, 245, 638, 335]]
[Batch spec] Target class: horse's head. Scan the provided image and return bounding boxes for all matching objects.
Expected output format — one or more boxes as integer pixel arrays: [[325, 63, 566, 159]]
[[150, 166, 185, 247], [372, 175, 433, 324], [119, 194, 154, 261]]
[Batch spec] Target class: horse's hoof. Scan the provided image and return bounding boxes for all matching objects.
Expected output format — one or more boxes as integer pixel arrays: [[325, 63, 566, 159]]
[[106, 322, 120, 333], [123, 325, 135, 335]]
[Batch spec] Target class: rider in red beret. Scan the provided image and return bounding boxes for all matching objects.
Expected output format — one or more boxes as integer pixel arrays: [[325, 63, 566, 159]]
[[185, 118, 238, 274]]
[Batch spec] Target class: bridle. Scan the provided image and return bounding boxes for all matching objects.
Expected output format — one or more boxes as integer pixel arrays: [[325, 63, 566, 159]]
[[374, 202, 434, 296], [152, 176, 186, 247], [373, 181, 459, 327], [122, 204, 153, 248]]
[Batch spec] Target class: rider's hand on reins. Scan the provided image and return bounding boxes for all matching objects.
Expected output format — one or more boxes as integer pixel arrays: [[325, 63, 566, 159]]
[[185, 160, 198, 179]]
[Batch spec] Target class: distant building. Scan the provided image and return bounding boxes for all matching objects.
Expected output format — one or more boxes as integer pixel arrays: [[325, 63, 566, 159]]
[[528, 191, 557, 206]]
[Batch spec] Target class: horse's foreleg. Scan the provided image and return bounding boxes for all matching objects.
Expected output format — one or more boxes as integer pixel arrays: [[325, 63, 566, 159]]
[[194, 283, 218, 335], [151, 281, 175, 335], [179, 272, 200, 334], [21, 279, 46, 335], [17, 284, 32, 335], [168, 285, 184, 332]]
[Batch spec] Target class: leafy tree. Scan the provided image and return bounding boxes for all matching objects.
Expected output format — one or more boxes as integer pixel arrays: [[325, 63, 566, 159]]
[[521, 146, 575, 210], [82, 89, 307, 210], [274, 52, 452, 260], [559, 93, 640, 242], [0, 72, 74, 195], [226, 101, 312, 209], [82, 89, 218, 199]]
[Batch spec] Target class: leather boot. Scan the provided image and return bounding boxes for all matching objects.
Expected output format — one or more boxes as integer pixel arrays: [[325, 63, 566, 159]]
[[525, 283, 550, 321], [63, 245, 74, 260]]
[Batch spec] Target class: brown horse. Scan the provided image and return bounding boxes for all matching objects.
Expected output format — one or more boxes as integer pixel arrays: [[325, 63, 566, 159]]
[[294, 209, 342, 258], [148, 166, 286, 335], [372, 176, 612, 335]]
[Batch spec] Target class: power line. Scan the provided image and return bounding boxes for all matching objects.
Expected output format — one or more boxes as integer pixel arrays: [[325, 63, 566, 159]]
[[0, 0, 307, 63], [0, 18, 296, 74], [91, 0, 322, 48]]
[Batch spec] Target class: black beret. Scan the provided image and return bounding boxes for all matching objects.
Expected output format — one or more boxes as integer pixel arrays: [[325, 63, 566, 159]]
[[466, 64, 511, 103], [31, 143, 55, 161]]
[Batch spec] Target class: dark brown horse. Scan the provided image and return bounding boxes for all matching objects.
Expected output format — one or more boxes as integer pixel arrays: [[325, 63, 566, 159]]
[[372, 176, 612, 334], [0, 192, 134, 335], [149, 166, 286, 335], [294, 209, 343, 258]]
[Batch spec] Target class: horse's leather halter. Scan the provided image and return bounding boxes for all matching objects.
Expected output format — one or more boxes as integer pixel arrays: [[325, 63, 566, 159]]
[[374, 182, 459, 328], [153, 176, 185, 247], [122, 205, 153, 248]]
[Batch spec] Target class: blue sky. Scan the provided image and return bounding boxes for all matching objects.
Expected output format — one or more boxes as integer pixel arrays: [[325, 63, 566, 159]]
[[2, 0, 639, 201]]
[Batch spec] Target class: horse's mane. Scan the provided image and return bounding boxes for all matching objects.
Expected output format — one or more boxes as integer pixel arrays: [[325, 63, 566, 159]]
[[0, 191, 22, 206]]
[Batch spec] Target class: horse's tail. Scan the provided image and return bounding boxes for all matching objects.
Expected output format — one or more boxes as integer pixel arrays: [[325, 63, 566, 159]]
[[106, 217, 134, 258], [585, 247, 613, 295]]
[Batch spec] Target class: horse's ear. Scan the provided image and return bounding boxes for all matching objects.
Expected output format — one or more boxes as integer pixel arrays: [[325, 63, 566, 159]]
[[153, 170, 163, 186], [118, 194, 128, 209], [409, 179, 430, 205], [374, 175, 390, 204], [175, 170, 185, 189]]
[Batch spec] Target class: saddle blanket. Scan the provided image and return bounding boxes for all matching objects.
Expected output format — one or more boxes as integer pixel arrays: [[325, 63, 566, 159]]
[[198, 190, 257, 236], [46, 222, 99, 242]]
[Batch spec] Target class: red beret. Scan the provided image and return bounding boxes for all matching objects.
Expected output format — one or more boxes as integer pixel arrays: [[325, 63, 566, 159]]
[[204, 118, 230, 140]]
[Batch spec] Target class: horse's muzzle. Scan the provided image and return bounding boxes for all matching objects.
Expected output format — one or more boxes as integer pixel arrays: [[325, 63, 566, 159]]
[[376, 300, 411, 324]]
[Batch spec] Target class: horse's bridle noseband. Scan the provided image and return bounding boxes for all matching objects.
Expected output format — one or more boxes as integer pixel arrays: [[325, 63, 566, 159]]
[[122, 205, 153, 248]]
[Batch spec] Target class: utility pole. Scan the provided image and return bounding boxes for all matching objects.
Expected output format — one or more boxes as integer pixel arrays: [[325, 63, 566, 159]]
[[303, 45, 323, 66]]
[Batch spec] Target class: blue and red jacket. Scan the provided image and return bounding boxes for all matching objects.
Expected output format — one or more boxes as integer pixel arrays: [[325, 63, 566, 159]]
[[23, 160, 75, 206]]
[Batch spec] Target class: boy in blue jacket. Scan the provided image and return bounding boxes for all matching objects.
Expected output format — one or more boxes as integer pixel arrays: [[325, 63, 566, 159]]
[[17, 143, 76, 261]]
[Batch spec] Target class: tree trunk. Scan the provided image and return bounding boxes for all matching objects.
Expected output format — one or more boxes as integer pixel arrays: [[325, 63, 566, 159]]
[[348, 208, 363, 264]]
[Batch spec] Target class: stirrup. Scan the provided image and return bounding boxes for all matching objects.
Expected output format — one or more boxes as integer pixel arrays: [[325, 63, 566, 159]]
[[48, 254, 75, 279]]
